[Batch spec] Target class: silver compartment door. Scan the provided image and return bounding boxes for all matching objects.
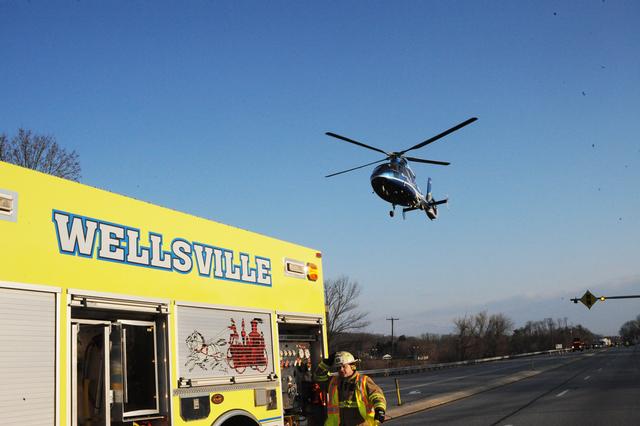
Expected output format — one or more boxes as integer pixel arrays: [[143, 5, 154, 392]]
[[0, 287, 56, 426]]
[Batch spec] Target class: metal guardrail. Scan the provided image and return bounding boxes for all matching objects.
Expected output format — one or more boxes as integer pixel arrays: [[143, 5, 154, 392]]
[[360, 348, 572, 377]]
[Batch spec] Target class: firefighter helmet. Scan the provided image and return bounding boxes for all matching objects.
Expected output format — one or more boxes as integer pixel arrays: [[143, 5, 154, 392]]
[[334, 351, 359, 367]]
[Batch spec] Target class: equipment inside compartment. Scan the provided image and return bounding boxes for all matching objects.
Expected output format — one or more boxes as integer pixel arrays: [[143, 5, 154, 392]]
[[278, 322, 325, 426]]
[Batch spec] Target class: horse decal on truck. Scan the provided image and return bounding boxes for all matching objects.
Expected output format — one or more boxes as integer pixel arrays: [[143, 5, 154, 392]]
[[184, 331, 227, 373]]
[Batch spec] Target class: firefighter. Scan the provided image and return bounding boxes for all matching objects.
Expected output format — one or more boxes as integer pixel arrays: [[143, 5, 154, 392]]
[[315, 351, 387, 425]]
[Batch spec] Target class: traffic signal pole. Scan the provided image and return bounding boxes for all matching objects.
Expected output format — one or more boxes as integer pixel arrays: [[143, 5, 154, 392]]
[[595, 295, 640, 300], [571, 290, 640, 309]]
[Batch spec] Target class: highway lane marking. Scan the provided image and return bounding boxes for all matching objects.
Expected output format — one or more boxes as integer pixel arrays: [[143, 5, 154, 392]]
[[556, 389, 569, 397], [382, 375, 469, 394], [381, 362, 548, 395], [584, 375, 591, 380], [487, 358, 592, 426], [380, 367, 518, 395]]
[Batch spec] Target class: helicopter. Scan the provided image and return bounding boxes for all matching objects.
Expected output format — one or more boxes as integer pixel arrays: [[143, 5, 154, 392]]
[[325, 117, 477, 219]]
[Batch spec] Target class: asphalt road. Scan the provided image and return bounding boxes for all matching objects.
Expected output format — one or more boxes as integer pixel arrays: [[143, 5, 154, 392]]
[[375, 350, 583, 406], [382, 346, 640, 425]]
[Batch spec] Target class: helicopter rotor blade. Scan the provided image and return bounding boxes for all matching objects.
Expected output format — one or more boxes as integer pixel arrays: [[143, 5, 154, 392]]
[[399, 117, 478, 155], [325, 158, 388, 178], [325, 132, 389, 156], [405, 157, 450, 166]]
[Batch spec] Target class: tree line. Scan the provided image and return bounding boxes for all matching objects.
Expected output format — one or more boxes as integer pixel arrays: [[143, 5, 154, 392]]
[[330, 314, 599, 367], [324, 276, 602, 366], [619, 314, 640, 343]]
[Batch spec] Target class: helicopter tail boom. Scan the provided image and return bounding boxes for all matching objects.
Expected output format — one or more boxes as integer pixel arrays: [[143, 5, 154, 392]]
[[402, 198, 447, 220], [402, 178, 447, 220]]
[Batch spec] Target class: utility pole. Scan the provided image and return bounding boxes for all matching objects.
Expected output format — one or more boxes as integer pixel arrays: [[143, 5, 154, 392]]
[[387, 317, 399, 358]]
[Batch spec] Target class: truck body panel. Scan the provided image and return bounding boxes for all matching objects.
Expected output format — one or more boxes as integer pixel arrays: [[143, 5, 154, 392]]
[[0, 161, 327, 426]]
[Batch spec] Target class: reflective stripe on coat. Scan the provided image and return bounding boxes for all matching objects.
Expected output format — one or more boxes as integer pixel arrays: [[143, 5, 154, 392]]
[[324, 372, 378, 426]]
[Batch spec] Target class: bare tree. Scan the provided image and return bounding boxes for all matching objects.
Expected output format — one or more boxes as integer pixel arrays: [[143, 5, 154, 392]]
[[324, 276, 370, 347], [485, 313, 514, 356], [0, 129, 81, 181], [0, 134, 6, 158], [452, 311, 515, 360], [452, 315, 474, 361], [472, 311, 489, 357]]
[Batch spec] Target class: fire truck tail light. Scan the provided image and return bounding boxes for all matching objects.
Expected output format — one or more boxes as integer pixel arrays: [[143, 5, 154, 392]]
[[284, 258, 319, 281], [306, 263, 318, 281]]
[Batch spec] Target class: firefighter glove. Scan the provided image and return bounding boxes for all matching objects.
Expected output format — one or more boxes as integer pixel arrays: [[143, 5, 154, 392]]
[[374, 408, 386, 423]]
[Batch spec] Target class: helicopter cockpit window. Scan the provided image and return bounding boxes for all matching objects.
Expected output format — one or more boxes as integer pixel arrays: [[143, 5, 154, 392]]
[[404, 169, 415, 180]]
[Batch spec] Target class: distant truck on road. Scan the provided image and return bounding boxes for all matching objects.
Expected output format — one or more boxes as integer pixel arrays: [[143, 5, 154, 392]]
[[572, 337, 584, 351], [599, 337, 612, 347]]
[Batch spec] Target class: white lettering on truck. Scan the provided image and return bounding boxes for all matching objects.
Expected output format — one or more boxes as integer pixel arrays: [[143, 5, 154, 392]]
[[52, 210, 272, 286]]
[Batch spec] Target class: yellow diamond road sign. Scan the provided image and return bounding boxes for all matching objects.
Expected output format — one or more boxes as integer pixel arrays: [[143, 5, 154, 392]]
[[580, 290, 597, 309]]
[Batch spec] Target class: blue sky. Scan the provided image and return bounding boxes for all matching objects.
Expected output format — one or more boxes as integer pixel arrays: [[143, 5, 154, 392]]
[[2, 1, 638, 336]]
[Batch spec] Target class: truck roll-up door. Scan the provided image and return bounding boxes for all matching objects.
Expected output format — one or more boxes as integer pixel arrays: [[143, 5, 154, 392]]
[[176, 304, 275, 387], [0, 286, 57, 425]]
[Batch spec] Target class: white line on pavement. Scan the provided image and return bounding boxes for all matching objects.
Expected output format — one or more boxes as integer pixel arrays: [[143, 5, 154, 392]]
[[381, 363, 536, 395], [382, 375, 468, 394], [556, 389, 569, 397]]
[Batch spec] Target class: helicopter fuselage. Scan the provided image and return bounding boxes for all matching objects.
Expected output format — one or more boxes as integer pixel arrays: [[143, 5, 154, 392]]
[[370, 158, 422, 208], [324, 116, 476, 219]]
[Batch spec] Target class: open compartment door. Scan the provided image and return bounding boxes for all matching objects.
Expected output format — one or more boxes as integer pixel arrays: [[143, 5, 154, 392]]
[[111, 320, 160, 421]]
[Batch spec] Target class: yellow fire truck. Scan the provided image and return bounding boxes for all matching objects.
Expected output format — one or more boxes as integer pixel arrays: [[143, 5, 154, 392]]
[[0, 161, 327, 426]]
